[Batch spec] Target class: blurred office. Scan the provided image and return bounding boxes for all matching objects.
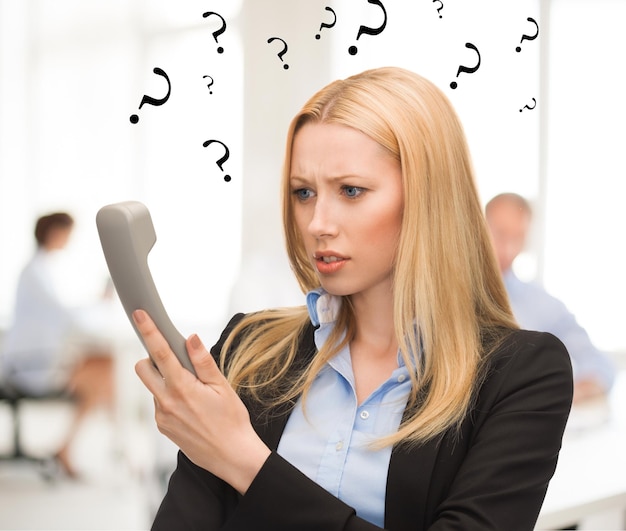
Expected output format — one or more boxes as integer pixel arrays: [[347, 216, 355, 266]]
[[0, 0, 625, 529]]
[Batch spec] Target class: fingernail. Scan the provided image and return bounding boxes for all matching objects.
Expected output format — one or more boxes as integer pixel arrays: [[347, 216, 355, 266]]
[[190, 334, 201, 349], [133, 310, 146, 323]]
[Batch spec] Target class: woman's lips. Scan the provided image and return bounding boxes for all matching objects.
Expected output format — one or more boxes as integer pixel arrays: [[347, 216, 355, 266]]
[[314, 253, 348, 274]]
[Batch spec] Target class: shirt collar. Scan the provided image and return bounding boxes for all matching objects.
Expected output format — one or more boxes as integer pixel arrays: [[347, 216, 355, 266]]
[[306, 288, 412, 369], [306, 288, 342, 327]]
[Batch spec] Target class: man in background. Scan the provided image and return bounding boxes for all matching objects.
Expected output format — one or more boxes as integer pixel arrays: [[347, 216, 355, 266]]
[[485, 193, 615, 403]]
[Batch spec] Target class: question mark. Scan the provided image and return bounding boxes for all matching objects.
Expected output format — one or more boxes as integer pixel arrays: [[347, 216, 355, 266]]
[[516, 17, 539, 52], [267, 37, 289, 70], [432, 0, 444, 19], [203, 75, 214, 94], [348, 0, 388, 56], [203, 11, 226, 54], [203, 139, 231, 182], [316, 7, 337, 40], [519, 98, 537, 112], [129, 67, 171, 124], [450, 43, 481, 89]]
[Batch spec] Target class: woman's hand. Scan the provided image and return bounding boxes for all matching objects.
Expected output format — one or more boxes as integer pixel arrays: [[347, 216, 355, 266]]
[[133, 309, 271, 494]]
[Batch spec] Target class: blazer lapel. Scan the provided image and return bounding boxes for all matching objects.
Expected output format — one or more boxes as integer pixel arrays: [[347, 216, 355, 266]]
[[384, 427, 444, 530]]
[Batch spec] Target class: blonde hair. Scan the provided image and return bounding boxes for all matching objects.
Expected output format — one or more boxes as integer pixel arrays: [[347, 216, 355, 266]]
[[221, 67, 517, 447]]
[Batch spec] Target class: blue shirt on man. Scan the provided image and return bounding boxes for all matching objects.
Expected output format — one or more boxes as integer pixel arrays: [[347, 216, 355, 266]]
[[504, 269, 615, 391]]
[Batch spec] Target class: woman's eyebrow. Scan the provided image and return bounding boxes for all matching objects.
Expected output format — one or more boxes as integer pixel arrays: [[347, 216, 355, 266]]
[[290, 174, 370, 184], [289, 175, 309, 185]]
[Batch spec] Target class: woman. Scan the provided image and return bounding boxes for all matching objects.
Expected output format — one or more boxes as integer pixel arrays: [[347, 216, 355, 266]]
[[1, 212, 114, 477], [134, 67, 573, 530]]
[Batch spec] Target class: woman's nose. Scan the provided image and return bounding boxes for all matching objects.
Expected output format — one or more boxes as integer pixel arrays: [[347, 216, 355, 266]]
[[307, 196, 338, 239]]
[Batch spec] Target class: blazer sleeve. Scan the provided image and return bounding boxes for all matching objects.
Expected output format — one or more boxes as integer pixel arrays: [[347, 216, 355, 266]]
[[425, 330, 574, 531]]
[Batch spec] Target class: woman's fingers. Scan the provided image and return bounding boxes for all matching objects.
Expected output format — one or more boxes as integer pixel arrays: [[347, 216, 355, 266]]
[[131, 311, 269, 493], [186, 334, 223, 386], [134, 356, 165, 396], [132, 310, 226, 396], [132, 309, 184, 379]]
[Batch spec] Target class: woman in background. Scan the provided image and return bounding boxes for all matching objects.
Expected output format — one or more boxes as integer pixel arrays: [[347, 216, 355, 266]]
[[1, 212, 114, 478], [134, 67, 573, 530]]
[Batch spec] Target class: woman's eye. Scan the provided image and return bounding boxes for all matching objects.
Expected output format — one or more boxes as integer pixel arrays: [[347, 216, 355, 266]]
[[293, 188, 314, 200], [342, 185, 364, 198]]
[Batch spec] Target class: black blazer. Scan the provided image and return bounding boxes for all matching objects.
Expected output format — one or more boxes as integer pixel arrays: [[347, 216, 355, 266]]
[[153, 314, 573, 531]]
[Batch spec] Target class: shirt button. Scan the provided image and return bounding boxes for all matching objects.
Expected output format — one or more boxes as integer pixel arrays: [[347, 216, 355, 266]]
[[335, 441, 344, 451], [397, 374, 407, 383], [360, 410, 370, 420]]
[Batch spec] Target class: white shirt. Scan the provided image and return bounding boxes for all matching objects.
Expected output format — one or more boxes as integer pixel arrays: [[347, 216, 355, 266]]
[[1, 249, 112, 394]]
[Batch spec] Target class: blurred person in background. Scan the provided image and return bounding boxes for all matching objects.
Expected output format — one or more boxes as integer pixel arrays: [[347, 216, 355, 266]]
[[485, 193, 616, 404], [0, 212, 115, 478]]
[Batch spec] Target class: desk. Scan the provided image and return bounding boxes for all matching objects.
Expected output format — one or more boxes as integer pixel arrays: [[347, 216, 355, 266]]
[[536, 372, 626, 530]]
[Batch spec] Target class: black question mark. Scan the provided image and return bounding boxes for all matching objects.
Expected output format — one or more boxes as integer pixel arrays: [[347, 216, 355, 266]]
[[516, 17, 539, 52], [203, 11, 226, 54], [316, 7, 337, 40], [203, 75, 214, 94], [203, 139, 231, 182], [348, 0, 388, 56], [129, 67, 171, 124], [267, 37, 289, 70], [519, 98, 537, 112], [432, 0, 444, 19], [450, 43, 481, 89]]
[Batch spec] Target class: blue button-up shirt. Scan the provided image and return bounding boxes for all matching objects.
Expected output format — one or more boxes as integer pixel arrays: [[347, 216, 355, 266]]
[[277, 289, 412, 526], [504, 269, 615, 391]]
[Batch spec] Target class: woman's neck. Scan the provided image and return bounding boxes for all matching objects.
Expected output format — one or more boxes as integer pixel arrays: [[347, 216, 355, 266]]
[[349, 286, 397, 361], [348, 290, 399, 404]]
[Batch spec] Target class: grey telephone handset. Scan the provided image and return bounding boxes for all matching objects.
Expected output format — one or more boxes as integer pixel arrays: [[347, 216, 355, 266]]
[[96, 201, 196, 375]]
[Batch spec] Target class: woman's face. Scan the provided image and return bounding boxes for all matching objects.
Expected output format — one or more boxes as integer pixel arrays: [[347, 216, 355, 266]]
[[290, 122, 403, 301]]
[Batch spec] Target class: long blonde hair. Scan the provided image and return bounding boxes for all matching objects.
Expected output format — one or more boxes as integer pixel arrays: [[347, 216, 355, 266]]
[[221, 67, 517, 447]]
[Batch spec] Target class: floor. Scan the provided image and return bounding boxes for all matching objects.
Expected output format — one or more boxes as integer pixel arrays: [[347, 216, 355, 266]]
[[0, 399, 176, 531]]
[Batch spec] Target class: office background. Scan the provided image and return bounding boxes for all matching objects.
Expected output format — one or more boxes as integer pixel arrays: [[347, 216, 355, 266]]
[[1, 0, 624, 354], [0, 1, 625, 529]]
